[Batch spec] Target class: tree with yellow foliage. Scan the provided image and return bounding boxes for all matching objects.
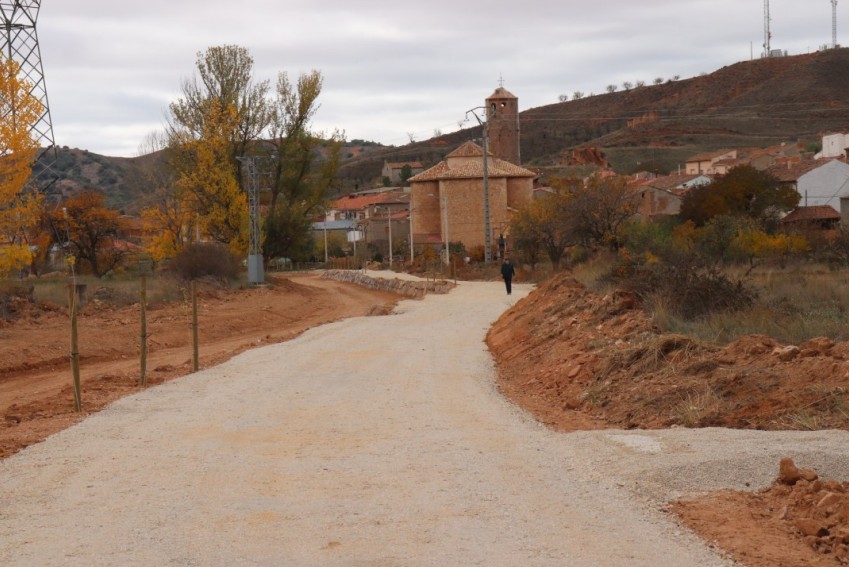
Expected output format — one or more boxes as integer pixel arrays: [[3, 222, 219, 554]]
[[0, 57, 42, 276], [168, 99, 248, 255]]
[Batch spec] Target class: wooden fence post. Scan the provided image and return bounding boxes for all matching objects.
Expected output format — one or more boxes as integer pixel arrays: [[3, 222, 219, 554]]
[[191, 280, 199, 372], [139, 276, 148, 386], [67, 284, 82, 412]]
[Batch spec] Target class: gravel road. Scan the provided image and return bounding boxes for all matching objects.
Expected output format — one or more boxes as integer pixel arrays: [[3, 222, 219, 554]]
[[3, 277, 849, 566]]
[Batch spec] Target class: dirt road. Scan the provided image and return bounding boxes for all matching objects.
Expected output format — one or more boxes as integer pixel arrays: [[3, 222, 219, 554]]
[[3, 278, 849, 565], [0, 273, 399, 458]]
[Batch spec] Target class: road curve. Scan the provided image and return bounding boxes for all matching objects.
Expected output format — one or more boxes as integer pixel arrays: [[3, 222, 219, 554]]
[[4, 277, 846, 566]]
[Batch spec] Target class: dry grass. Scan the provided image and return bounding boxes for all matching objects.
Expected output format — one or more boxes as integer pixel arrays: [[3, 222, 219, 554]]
[[652, 264, 849, 345], [28, 274, 186, 309], [673, 387, 723, 427]]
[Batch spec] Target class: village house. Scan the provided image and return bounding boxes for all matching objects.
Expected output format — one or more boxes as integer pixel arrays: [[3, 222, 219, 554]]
[[818, 132, 849, 159], [779, 205, 841, 232], [318, 189, 411, 260], [685, 149, 738, 175], [633, 173, 712, 220], [381, 161, 424, 185], [768, 159, 849, 208]]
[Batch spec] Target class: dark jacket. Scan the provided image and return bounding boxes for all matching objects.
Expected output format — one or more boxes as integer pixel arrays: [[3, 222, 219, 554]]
[[500, 261, 515, 280]]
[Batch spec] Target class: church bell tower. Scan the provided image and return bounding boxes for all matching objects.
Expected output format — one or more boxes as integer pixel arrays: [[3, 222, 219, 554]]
[[485, 83, 520, 165]]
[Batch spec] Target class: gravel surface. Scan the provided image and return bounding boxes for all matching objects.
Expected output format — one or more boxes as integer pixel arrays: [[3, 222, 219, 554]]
[[3, 278, 849, 566]]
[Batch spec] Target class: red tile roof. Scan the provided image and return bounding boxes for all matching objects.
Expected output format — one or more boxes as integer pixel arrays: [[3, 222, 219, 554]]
[[766, 159, 835, 182], [331, 190, 410, 212], [781, 205, 840, 223], [410, 141, 536, 182]]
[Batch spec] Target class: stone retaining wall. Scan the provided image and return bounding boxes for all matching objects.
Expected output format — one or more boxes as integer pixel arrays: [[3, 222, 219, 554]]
[[322, 270, 455, 298]]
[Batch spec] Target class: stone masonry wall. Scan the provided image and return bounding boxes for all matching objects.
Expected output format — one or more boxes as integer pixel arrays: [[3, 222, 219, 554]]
[[322, 270, 455, 298]]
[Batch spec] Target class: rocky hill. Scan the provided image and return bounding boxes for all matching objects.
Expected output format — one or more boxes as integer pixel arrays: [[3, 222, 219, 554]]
[[339, 48, 849, 183], [36, 48, 849, 207]]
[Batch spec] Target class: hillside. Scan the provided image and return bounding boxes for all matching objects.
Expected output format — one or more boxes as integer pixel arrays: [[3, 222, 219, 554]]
[[339, 48, 849, 182], [35, 48, 849, 207]]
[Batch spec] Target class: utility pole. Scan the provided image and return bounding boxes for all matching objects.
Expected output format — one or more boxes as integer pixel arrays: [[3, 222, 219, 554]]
[[466, 106, 493, 263]]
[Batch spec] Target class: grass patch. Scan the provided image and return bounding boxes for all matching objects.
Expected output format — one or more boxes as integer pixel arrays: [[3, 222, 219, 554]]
[[672, 387, 723, 427], [639, 264, 849, 345], [26, 274, 187, 309]]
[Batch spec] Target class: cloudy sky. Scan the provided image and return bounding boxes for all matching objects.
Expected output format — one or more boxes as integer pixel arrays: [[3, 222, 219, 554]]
[[26, 0, 846, 156]]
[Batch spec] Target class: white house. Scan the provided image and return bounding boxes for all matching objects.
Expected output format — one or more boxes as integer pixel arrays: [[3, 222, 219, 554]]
[[818, 133, 849, 159], [796, 160, 849, 209]]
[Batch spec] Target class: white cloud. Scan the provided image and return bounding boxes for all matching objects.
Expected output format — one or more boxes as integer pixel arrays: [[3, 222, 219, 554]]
[[9, 0, 843, 156]]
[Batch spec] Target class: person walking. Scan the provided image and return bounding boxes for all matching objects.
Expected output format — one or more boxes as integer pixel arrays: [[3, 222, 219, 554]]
[[500, 257, 515, 295]]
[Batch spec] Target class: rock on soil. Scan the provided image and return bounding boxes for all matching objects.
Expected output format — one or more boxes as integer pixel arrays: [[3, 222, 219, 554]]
[[487, 271, 849, 431], [674, 458, 849, 566]]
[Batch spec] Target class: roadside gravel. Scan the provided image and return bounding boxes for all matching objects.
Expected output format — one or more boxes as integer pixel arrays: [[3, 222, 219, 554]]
[[3, 277, 849, 566]]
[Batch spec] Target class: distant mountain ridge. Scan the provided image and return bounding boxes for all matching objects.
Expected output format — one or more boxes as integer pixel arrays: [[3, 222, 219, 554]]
[[39, 48, 849, 209]]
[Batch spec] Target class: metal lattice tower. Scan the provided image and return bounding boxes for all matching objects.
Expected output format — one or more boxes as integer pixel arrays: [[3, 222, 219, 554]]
[[763, 0, 772, 57], [237, 156, 265, 285], [1, 1, 56, 168], [833, 0, 840, 49]]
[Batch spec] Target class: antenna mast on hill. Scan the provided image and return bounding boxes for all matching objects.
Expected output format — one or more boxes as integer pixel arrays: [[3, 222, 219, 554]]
[[0, 1, 56, 178], [833, 0, 839, 49], [763, 0, 772, 57]]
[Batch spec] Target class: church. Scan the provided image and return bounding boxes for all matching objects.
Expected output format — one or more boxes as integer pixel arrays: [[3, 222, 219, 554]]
[[409, 86, 536, 260]]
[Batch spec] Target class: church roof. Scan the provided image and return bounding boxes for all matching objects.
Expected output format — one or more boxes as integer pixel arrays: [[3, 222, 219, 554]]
[[446, 141, 487, 158], [409, 141, 535, 182], [487, 86, 517, 100]]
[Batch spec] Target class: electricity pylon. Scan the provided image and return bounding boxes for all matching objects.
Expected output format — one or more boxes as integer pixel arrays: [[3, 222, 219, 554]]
[[1, 1, 57, 188]]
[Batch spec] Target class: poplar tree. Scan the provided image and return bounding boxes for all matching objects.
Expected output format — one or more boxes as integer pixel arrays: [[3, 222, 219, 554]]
[[0, 58, 42, 276]]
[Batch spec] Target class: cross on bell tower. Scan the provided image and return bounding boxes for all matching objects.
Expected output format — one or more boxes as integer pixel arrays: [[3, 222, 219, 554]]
[[1, 1, 56, 179]]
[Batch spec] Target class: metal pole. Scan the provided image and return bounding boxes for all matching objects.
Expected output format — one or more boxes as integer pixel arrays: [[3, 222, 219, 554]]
[[466, 106, 493, 263], [409, 198, 414, 263], [482, 123, 492, 263], [441, 192, 450, 265], [388, 206, 393, 268], [323, 216, 328, 264]]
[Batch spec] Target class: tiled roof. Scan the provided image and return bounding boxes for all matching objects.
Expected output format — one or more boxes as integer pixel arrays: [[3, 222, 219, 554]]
[[766, 159, 835, 182], [331, 191, 409, 211], [409, 158, 536, 182], [385, 161, 423, 170], [447, 141, 486, 158], [409, 141, 535, 182], [488, 87, 517, 100], [781, 205, 840, 223], [645, 173, 709, 190], [686, 149, 734, 163]]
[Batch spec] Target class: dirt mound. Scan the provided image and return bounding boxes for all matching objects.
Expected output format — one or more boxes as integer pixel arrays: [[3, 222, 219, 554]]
[[487, 272, 849, 430], [673, 458, 849, 566]]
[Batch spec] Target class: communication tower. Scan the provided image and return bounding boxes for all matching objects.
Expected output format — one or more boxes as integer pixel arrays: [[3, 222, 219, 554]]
[[1, 1, 56, 181], [763, 0, 772, 57], [833, 0, 840, 49]]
